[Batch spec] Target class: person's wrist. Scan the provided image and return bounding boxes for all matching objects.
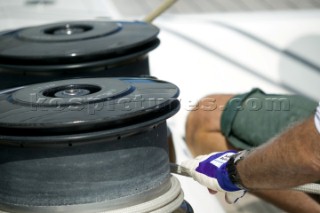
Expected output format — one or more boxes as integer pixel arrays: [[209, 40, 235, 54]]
[[225, 150, 252, 190], [216, 162, 242, 191]]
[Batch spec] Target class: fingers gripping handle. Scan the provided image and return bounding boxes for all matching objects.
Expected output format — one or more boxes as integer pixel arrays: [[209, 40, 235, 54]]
[[180, 151, 247, 203]]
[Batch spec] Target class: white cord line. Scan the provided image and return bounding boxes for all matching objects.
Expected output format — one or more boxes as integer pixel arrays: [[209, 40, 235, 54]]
[[102, 176, 183, 213], [293, 183, 320, 195], [143, 0, 178, 23]]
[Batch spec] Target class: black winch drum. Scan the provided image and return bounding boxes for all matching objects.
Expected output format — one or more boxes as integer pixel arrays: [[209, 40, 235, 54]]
[[0, 77, 181, 213], [0, 20, 160, 90]]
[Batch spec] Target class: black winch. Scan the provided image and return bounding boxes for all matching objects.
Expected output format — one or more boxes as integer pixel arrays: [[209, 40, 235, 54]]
[[0, 77, 180, 213], [0, 20, 159, 90]]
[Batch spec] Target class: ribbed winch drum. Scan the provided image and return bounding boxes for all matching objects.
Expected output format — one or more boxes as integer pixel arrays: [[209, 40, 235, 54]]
[[0, 77, 182, 213], [0, 20, 159, 90]]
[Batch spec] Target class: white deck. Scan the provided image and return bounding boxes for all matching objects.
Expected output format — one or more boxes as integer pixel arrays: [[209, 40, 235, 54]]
[[150, 11, 320, 212]]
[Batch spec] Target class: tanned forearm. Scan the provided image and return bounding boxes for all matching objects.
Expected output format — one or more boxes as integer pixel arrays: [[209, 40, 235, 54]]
[[237, 117, 320, 190]]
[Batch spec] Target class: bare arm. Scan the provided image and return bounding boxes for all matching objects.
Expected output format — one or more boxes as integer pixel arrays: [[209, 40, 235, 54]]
[[237, 117, 320, 190]]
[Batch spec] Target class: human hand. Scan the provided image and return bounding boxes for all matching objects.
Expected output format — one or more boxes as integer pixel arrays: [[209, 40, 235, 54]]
[[181, 151, 246, 203]]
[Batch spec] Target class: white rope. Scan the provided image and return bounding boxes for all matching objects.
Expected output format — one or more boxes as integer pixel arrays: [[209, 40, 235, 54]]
[[0, 177, 184, 213], [143, 0, 178, 23], [293, 183, 320, 195], [151, 190, 184, 213], [101, 176, 184, 213]]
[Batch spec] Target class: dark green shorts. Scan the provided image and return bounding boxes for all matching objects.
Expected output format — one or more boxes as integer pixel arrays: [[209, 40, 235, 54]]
[[221, 88, 318, 149]]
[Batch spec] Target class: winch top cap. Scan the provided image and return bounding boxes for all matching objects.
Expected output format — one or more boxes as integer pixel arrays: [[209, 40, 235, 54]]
[[0, 77, 180, 137], [0, 20, 159, 68]]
